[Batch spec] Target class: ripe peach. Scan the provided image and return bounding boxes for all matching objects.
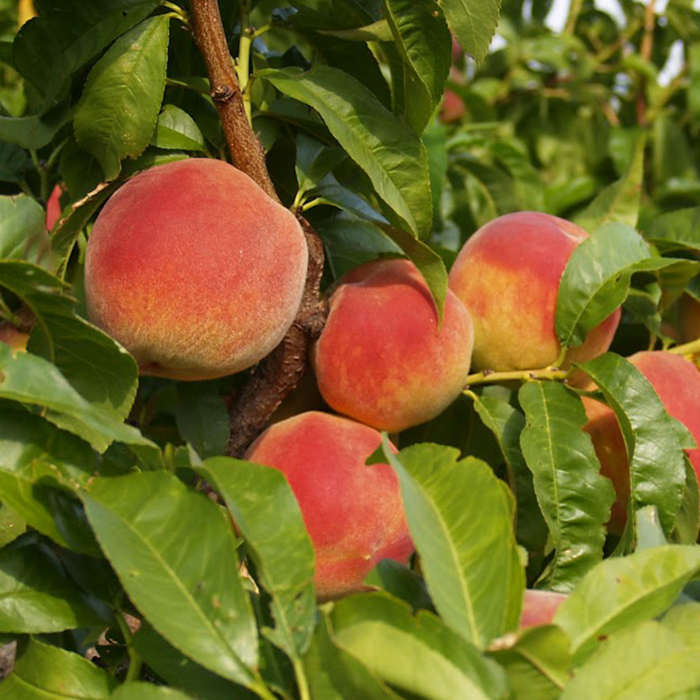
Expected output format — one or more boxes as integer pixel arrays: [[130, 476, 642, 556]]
[[312, 258, 474, 433], [244, 411, 413, 600], [0, 322, 28, 352], [448, 212, 621, 372], [45, 184, 64, 231], [678, 294, 700, 344], [520, 590, 568, 630], [84, 159, 308, 381], [582, 351, 700, 533]]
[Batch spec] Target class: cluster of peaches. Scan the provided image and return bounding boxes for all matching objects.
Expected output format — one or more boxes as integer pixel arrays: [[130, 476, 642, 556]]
[[26, 158, 700, 613]]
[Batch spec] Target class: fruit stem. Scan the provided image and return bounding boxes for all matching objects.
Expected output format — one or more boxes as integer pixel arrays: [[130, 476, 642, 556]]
[[668, 338, 700, 358], [463, 366, 569, 388], [236, 0, 253, 125], [293, 658, 312, 700], [189, 0, 278, 200]]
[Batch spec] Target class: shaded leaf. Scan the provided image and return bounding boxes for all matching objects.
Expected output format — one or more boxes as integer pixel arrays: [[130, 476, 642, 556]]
[[0, 196, 50, 267], [0, 538, 112, 634], [260, 65, 432, 238]]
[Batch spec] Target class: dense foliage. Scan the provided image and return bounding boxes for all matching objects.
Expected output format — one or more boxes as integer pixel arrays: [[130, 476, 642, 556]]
[[3, 0, 700, 698]]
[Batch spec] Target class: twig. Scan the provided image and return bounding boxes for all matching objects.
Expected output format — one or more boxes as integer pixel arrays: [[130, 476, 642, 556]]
[[189, 0, 277, 200], [189, 0, 327, 456], [227, 220, 327, 457]]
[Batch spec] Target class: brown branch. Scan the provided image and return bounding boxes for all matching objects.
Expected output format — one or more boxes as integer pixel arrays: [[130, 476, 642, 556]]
[[189, 0, 278, 200], [227, 220, 328, 457], [190, 0, 328, 456]]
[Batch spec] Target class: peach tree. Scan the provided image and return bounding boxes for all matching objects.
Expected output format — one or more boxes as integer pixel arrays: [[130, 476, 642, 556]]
[[3, 0, 700, 698]]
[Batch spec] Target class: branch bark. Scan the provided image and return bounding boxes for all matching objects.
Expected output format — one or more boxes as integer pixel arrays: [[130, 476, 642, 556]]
[[189, 0, 327, 456], [189, 0, 277, 200]]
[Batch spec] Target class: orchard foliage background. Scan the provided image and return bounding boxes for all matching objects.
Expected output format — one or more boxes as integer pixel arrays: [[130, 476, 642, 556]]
[[4, 0, 700, 698]]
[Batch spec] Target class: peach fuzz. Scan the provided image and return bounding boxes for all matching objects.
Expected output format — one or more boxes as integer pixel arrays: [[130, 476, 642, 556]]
[[84, 158, 308, 381], [581, 351, 700, 533], [520, 590, 568, 630], [244, 411, 413, 600], [448, 212, 621, 372], [313, 258, 474, 433]]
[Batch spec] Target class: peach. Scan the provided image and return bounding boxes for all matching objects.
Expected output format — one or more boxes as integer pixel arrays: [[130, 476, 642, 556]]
[[312, 258, 474, 433], [582, 351, 700, 533], [520, 590, 568, 630], [244, 411, 413, 600], [679, 294, 700, 344], [45, 184, 64, 231], [0, 322, 28, 353], [84, 159, 308, 381], [448, 212, 621, 372]]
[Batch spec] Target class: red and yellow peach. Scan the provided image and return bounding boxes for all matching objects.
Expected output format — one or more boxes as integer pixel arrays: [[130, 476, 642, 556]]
[[84, 158, 308, 381], [448, 212, 621, 372], [244, 411, 413, 600]]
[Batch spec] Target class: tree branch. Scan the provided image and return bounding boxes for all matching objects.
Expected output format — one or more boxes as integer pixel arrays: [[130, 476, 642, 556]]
[[189, 0, 277, 200], [189, 0, 327, 456]]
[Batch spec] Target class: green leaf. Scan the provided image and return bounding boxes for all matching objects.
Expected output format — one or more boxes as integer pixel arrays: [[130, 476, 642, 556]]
[[197, 458, 316, 658], [574, 134, 645, 233], [0, 142, 30, 185], [0, 196, 51, 267], [151, 105, 207, 153], [518, 382, 615, 591], [174, 383, 229, 459], [74, 15, 170, 180], [81, 472, 261, 689], [645, 206, 700, 254], [673, 458, 700, 545], [0, 408, 100, 553], [376, 224, 448, 324], [331, 592, 509, 700], [13, 0, 159, 107], [556, 223, 658, 348], [489, 625, 571, 700], [662, 602, 700, 647], [382, 440, 524, 648], [133, 623, 246, 700], [0, 261, 138, 419], [295, 133, 346, 198], [260, 65, 432, 238], [0, 501, 25, 547], [0, 342, 154, 454], [470, 393, 548, 556], [0, 538, 112, 634], [440, 0, 502, 63], [0, 108, 69, 150], [304, 612, 400, 700], [553, 545, 700, 662], [578, 353, 691, 539], [110, 683, 195, 700], [385, 0, 451, 134], [50, 182, 117, 271], [0, 637, 117, 699], [560, 621, 700, 700]]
